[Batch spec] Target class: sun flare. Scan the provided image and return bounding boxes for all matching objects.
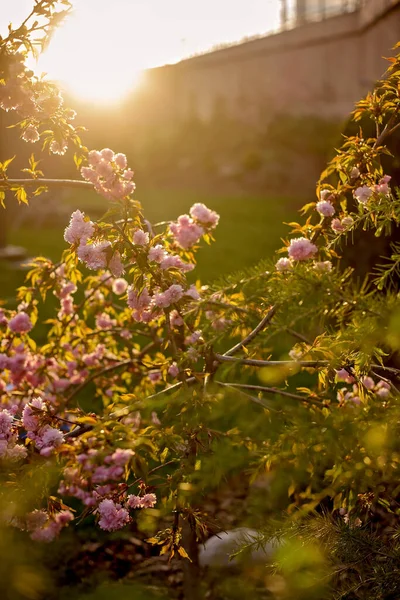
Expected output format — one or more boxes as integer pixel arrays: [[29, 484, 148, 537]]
[[35, 2, 151, 103], [16, 0, 281, 104]]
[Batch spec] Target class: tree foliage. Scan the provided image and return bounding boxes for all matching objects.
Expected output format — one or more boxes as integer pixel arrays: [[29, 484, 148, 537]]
[[1, 3, 400, 599]]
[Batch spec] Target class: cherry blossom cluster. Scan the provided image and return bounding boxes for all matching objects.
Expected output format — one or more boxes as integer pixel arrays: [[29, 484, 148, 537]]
[[22, 397, 64, 456], [97, 492, 157, 532], [80, 148, 135, 201], [24, 508, 74, 542], [59, 447, 135, 507], [275, 173, 392, 273], [0, 408, 27, 462], [170, 203, 219, 249], [354, 175, 391, 205], [335, 370, 391, 405]]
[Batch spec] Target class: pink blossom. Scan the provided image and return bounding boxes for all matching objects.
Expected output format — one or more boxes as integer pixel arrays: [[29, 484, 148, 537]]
[[22, 125, 39, 143], [170, 215, 204, 250], [168, 363, 179, 377], [148, 370, 162, 383], [0, 309, 8, 326], [153, 284, 184, 308], [8, 312, 33, 333], [5, 444, 27, 461], [141, 493, 157, 508], [187, 347, 199, 362], [108, 251, 124, 277], [335, 368, 355, 384], [362, 376, 375, 390], [0, 410, 13, 440], [50, 139, 68, 155], [288, 237, 317, 261], [78, 241, 110, 270], [126, 493, 156, 509], [320, 189, 334, 201], [26, 510, 48, 532], [314, 261, 332, 272], [185, 284, 200, 300], [127, 286, 154, 322], [64, 210, 94, 245], [58, 282, 77, 298], [375, 175, 391, 195], [133, 229, 149, 245], [112, 278, 128, 295], [95, 312, 116, 330], [126, 495, 142, 509], [107, 448, 134, 466], [160, 254, 194, 272], [123, 168, 134, 180], [58, 296, 74, 319], [331, 218, 345, 233], [97, 499, 129, 531], [114, 153, 127, 169], [95, 160, 114, 178], [88, 150, 102, 166], [375, 380, 390, 398], [148, 245, 167, 263], [29, 510, 73, 542], [170, 310, 184, 327], [0, 354, 10, 371], [354, 186, 373, 205], [127, 286, 151, 311], [275, 257, 292, 272], [22, 397, 46, 432], [35, 425, 64, 455], [341, 216, 354, 228], [100, 148, 114, 161], [189, 203, 220, 228], [81, 166, 98, 183], [185, 330, 202, 345], [316, 200, 335, 217], [120, 329, 132, 339]]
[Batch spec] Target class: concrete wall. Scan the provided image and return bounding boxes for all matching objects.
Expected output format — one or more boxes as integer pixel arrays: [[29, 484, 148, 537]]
[[138, 0, 400, 125]]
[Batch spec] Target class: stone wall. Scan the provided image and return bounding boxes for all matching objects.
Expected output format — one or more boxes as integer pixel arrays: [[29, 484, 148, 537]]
[[137, 0, 400, 125]]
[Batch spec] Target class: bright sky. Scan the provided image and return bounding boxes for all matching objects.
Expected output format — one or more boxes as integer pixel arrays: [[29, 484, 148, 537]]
[[2, 0, 281, 102]]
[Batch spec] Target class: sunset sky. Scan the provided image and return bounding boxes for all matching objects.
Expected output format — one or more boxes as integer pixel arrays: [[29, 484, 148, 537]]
[[2, 0, 283, 102]]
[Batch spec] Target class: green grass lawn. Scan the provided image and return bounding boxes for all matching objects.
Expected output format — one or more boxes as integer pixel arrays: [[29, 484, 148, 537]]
[[1, 187, 301, 302]]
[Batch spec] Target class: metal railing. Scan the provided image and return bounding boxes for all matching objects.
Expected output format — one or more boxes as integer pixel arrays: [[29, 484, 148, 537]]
[[281, 0, 364, 28]]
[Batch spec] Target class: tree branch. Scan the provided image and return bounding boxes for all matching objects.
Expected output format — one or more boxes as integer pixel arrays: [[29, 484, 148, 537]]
[[0, 178, 93, 189], [216, 382, 276, 410], [215, 354, 328, 368], [222, 306, 276, 357], [216, 381, 324, 405]]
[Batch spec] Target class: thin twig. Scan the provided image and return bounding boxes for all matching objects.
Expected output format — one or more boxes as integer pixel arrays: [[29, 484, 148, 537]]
[[370, 371, 400, 395], [286, 328, 312, 345], [215, 354, 328, 368], [66, 358, 134, 403], [127, 459, 180, 491], [223, 306, 276, 357], [110, 377, 198, 420], [216, 382, 276, 410], [371, 364, 400, 376], [216, 381, 324, 405]]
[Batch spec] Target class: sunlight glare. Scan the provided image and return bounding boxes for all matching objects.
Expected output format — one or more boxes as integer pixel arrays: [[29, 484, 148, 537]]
[[28, 0, 281, 104], [36, 1, 152, 103]]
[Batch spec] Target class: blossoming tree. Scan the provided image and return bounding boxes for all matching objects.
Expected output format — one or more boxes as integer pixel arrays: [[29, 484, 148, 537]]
[[2, 2, 400, 598]]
